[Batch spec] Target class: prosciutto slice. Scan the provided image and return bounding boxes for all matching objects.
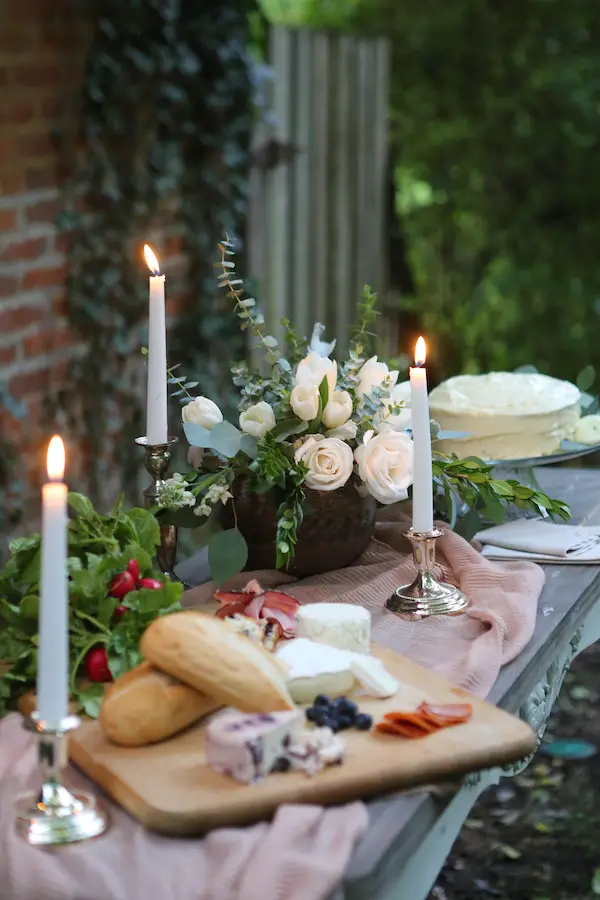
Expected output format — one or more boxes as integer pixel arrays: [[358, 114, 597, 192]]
[[214, 580, 300, 638]]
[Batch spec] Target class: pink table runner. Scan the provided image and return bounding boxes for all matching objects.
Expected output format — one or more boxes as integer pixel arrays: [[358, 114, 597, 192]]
[[0, 523, 544, 900]]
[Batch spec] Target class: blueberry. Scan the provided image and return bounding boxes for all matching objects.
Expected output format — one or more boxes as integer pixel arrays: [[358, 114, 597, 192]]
[[314, 694, 331, 708], [354, 713, 373, 731], [305, 706, 320, 722], [336, 714, 353, 730], [322, 716, 340, 733], [271, 756, 291, 772], [339, 699, 358, 719], [313, 708, 331, 727]]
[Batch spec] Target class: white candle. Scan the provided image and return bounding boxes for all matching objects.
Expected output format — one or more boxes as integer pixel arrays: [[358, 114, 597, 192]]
[[409, 336, 434, 533], [37, 435, 69, 728], [144, 244, 168, 444]]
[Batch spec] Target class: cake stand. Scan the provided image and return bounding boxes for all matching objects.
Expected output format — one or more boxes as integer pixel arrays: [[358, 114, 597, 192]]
[[487, 440, 600, 490]]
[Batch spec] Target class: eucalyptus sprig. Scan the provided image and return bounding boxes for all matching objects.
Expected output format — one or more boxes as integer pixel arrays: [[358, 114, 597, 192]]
[[348, 285, 380, 357], [432, 456, 571, 525]]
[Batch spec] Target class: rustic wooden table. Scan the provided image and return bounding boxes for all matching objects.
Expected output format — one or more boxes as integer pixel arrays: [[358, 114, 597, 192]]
[[177, 467, 600, 900]]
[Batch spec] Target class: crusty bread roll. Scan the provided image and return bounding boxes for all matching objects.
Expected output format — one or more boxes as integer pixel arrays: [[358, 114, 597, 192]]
[[141, 611, 295, 714], [100, 661, 220, 747]]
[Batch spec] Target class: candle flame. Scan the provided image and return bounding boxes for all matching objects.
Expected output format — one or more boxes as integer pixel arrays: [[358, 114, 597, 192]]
[[143, 244, 160, 276], [414, 336, 427, 367], [46, 435, 65, 482]]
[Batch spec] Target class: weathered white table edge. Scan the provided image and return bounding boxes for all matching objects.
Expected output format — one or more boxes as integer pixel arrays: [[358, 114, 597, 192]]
[[177, 468, 600, 900]]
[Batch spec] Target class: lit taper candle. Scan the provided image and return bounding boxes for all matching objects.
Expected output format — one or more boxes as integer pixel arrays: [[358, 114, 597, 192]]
[[37, 435, 69, 728], [409, 337, 434, 532], [144, 244, 168, 444]]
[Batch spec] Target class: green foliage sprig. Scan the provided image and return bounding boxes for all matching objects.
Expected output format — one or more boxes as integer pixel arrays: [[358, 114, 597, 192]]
[[0, 494, 183, 718], [432, 456, 571, 531]]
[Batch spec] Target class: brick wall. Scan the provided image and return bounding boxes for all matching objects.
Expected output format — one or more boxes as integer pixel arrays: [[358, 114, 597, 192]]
[[0, 2, 92, 534]]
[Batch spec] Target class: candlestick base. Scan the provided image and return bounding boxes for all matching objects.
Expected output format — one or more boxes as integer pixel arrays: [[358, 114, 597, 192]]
[[385, 528, 470, 621], [14, 714, 108, 846], [135, 436, 188, 587]]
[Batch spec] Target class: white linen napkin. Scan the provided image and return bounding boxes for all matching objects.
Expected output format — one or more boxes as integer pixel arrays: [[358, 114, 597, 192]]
[[475, 518, 600, 563]]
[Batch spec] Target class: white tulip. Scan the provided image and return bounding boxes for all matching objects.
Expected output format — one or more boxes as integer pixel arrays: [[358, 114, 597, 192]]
[[376, 381, 412, 432], [326, 421, 358, 441], [355, 430, 414, 505], [356, 355, 399, 399], [322, 390, 353, 429], [290, 384, 320, 422], [294, 436, 354, 492], [295, 351, 337, 393], [239, 401, 276, 438], [182, 396, 223, 430]]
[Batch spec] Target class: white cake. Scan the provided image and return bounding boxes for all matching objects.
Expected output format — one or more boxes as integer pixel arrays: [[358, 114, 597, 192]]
[[429, 372, 581, 461], [295, 603, 371, 654]]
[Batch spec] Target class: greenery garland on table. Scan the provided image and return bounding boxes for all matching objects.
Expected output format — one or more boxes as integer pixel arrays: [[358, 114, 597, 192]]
[[53, 1, 255, 500]]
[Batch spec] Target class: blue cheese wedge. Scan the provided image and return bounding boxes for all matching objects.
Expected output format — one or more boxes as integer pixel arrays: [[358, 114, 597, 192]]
[[205, 709, 303, 783]]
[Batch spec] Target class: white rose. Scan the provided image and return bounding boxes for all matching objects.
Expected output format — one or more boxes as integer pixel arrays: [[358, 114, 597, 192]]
[[182, 396, 223, 430], [295, 351, 337, 393], [574, 414, 600, 445], [355, 430, 414, 505], [239, 401, 276, 438], [376, 381, 412, 432], [294, 436, 354, 492], [322, 390, 353, 429], [356, 356, 399, 399], [327, 421, 358, 441], [290, 384, 320, 422]]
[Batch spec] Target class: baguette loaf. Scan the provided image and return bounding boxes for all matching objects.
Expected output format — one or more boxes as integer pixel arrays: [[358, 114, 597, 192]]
[[141, 611, 295, 713], [100, 661, 219, 747]]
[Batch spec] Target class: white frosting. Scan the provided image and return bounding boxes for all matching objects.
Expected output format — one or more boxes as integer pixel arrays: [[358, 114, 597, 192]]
[[295, 603, 371, 654], [429, 372, 581, 460]]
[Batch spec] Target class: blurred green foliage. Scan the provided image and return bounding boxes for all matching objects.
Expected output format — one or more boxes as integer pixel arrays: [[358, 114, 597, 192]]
[[260, 0, 600, 382]]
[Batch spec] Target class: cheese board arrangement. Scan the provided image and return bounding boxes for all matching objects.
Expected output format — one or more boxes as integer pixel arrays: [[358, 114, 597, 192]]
[[20, 589, 536, 835]]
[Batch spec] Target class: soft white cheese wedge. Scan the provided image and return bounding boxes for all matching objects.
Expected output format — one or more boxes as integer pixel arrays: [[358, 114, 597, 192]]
[[350, 655, 399, 699], [295, 603, 371, 654], [276, 637, 399, 703]]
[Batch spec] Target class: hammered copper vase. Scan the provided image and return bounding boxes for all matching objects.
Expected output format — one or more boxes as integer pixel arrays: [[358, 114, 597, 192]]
[[225, 478, 377, 578]]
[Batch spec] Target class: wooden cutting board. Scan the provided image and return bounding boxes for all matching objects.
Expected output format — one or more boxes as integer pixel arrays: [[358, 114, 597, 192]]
[[20, 644, 535, 835]]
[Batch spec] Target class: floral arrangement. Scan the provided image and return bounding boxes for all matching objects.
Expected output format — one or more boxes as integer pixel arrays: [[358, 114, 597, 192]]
[[158, 237, 569, 584], [0, 494, 183, 718]]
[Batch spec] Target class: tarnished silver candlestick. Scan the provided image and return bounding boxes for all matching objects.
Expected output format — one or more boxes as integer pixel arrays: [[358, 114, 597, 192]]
[[15, 714, 108, 845], [135, 436, 183, 582], [385, 527, 470, 621]]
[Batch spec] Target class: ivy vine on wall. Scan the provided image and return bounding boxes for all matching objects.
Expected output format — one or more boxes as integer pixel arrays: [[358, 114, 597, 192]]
[[55, 0, 256, 503]]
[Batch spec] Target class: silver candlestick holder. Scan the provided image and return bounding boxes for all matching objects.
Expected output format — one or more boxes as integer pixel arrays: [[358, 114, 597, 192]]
[[135, 436, 183, 583], [14, 714, 108, 846], [385, 527, 470, 621]]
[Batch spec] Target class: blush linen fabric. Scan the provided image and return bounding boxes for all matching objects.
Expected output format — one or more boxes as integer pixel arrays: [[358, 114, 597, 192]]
[[0, 521, 544, 900]]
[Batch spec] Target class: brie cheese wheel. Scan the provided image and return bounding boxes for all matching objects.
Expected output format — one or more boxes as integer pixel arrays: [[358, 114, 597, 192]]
[[429, 372, 580, 460], [205, 709, 303, 783], [295, 603, 371, 654], [276, 638, 356, 703]]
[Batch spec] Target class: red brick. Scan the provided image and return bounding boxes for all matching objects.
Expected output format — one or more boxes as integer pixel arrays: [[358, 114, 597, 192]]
[[39, 97, 59, 119], [0, 344, 17, 366], [54, 233, 70, 254], [0, 208, 18, 230], [0, 172, 26, 194], [0, 276, 19, 297], [23, 265, 66, 290], [0, 70, 8, 88], [0, 236, 46, 262], [0, 139, 14, 164], [0, 30, 35, 55], [18, 133, 54, 159], [0, 101, 35, 127], [9, 360, 69, 398], [0, 302, 44, 332], [23, 327, 72, 357], [26, 197, 61, 224], [26, 167, 57, 190], [53, 293, 69, 316], [12, 65, 58, 88]]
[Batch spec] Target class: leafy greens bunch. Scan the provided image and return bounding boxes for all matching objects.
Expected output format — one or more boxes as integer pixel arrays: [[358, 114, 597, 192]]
[[0, 492, 183, 719]]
